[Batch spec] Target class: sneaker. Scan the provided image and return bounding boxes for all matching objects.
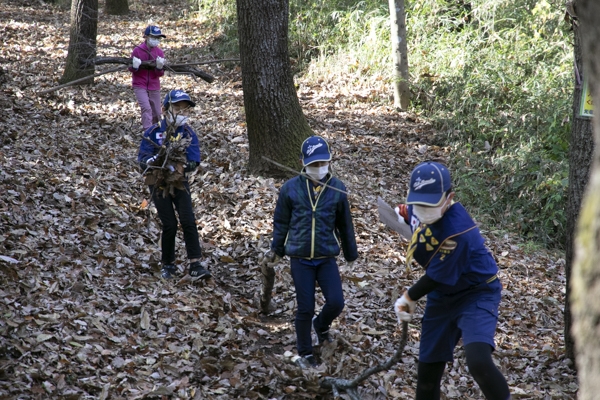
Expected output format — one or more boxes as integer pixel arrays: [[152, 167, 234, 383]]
[[161, 264, 177, 279], [313, 316, 332, 345], [295, 354, 318, 369], [189, 261, 211, 280]]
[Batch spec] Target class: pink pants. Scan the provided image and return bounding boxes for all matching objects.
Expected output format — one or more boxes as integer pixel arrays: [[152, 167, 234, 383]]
[[134, 87, 162, 130]]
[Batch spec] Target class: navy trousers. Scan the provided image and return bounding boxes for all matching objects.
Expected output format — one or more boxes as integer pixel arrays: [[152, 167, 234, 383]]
[[150, 182, 202, 264], [290, 257, 344, 356]]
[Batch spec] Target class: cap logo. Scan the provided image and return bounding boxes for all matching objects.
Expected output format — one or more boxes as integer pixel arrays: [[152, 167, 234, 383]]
[[413, 177, 436, 190], [305, 142, 323, 156]]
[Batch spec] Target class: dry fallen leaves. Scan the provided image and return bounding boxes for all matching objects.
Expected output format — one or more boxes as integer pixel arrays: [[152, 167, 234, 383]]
[[0, 1, 575, 399]]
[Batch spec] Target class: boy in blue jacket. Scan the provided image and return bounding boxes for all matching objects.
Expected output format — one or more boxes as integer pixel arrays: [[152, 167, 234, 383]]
[[138, 89, 210, 281], [394, 161, 510, 400], [264, 136, 358, 368]]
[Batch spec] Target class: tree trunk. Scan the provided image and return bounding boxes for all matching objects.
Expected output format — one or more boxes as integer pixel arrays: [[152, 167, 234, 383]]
[[60, 0, 98, 84], [236, 0, 313, 178], [571, 1, 600, 398], [388, 0, 410, 109], [565, 0, 594, 365], [105, 0, 128, 15]]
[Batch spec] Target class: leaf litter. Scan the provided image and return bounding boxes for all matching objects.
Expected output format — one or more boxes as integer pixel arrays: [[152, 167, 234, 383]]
[[0, 0, 575, 399]]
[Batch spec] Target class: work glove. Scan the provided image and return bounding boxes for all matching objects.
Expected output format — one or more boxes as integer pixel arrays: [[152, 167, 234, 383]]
[[145, 155, 159, 165], [132, 56, 142, 69], [395, 204, 409, 223], [394, 292, 416, 323], [346, 260, 355, 269], [262, 250, 281, 267], [156, 56, 165, 70]]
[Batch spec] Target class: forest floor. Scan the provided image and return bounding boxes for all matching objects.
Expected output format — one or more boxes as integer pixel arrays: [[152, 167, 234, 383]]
[[0, 0, 576, 399]]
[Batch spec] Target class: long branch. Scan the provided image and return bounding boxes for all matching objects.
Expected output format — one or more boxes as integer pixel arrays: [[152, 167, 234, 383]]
[[39, 66, 128, 94], [319, 321, 409, 397]]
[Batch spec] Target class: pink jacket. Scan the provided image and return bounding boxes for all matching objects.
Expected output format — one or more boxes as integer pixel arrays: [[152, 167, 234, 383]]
[[129, 42, 165, 91]]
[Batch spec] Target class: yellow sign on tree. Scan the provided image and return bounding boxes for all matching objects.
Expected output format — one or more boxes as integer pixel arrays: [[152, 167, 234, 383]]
[[580, 78, 594, 117]]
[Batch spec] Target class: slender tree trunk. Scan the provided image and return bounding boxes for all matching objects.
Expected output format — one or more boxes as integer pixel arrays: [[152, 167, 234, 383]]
[[105, 0, 128, 15], [60, 0, 98, 84], [236, 0, 313, 178], [388, 0, 410, 109], [565, 0, 594, 365], [571, 1, 600, 398]]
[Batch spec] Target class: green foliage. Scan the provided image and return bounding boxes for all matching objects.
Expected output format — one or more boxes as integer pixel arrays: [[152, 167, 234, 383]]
[[193, 0, 572, 248]]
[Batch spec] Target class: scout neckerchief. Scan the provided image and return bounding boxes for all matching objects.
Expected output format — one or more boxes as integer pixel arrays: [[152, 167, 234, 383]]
[[406, 203, 478, 269]]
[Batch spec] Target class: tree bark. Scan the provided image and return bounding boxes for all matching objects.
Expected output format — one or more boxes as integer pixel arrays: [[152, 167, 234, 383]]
[[104, 0, 128, 15], [388, 0, 410, 109], [571, 1, 600, 398], [565, 0, 594, 365], [236, 0, 313, 178], [60, 0, 98, 84]]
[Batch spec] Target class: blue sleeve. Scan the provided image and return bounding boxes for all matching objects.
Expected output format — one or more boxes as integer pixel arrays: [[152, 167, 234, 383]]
[[271, 183, 292, 257], [184, 126, 201, 162], [138, 127, 158, 163], [335, 182, 358, 262]]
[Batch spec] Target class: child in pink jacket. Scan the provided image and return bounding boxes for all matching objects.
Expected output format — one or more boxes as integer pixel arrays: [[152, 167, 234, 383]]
[[129, 25, 167, 130]]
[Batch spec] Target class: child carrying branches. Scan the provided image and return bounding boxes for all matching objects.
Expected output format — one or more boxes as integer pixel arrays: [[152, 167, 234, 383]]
[[138, 89, 210, 281]]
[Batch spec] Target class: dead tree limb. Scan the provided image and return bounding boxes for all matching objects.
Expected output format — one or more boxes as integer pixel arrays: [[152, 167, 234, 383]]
[[39, 66, 128, 94], [319, 321, 409, 399], [256, 235, 276, 314], [91, 57, 216, 83]]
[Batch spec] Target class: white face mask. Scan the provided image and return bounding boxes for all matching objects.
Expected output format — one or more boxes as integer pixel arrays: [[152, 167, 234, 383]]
[[413, 197, 450, 224], [166, 114, 188, 127], [305, 164, 329, 181], [147, 38, 160, 48]]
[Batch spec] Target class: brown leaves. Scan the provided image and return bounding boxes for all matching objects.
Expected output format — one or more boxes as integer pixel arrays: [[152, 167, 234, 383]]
[[0, 1, 575, 399]]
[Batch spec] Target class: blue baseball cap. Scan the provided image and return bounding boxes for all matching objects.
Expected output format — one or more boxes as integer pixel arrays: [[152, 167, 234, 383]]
[[406, 161, 452, 206], [163, 89, 196, 108], [144, 25, 166, 38], [301, 136, 332, 166]]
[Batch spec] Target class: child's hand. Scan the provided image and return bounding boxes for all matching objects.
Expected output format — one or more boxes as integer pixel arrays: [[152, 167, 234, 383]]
[[132, 56, 141, 69], [261, 250, 281, 267], [394, 292, 416, 323], [156, 56, 165, 70]]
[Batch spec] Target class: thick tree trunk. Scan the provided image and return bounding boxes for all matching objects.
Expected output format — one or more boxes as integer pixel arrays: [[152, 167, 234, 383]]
[[388, 0, 410, 109], [565, 0, 594, 364], [571, 1, 600, 398], [59, 0, 98, 84], [104, 0, 128, 15], [236, 0, 313, 178]]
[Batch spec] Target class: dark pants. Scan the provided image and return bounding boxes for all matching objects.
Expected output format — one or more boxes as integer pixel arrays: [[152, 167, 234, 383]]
[[150, 183, 202, 264], [416, 342, 510, 400], [290, 257, 344, 356]]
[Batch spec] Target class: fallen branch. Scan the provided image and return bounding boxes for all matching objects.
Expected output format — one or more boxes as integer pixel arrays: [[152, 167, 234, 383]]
[[92, 57, 216, 83], [319, 321, 409, 399], [39, 66, 128, 94]]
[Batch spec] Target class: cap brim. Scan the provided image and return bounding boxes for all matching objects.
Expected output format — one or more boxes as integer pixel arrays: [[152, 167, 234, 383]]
[[406, 191, 445, 206], [171, 99, 196, 107], [302, 154, 332, 166]]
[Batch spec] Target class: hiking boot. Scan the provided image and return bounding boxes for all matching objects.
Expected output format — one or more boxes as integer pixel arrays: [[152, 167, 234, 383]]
[[161, 264, 177, 280], [313, 316, 332, 345], [295, 354, 318, 369], [189, 261, 211, 280]]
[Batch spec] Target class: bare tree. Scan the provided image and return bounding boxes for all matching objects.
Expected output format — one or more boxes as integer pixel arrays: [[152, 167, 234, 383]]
[[60, 0, 98, 84], [105, 0, 128, 15], [388, 0, 410, 109], [236, 0, 313, 177], [564, 0, 594, 365], [570, 0, 600, 398]]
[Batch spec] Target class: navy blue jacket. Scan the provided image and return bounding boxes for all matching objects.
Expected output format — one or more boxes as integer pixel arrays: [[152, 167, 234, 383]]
[[137, 119, 201, 164], [271, 174, 358, 261]]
